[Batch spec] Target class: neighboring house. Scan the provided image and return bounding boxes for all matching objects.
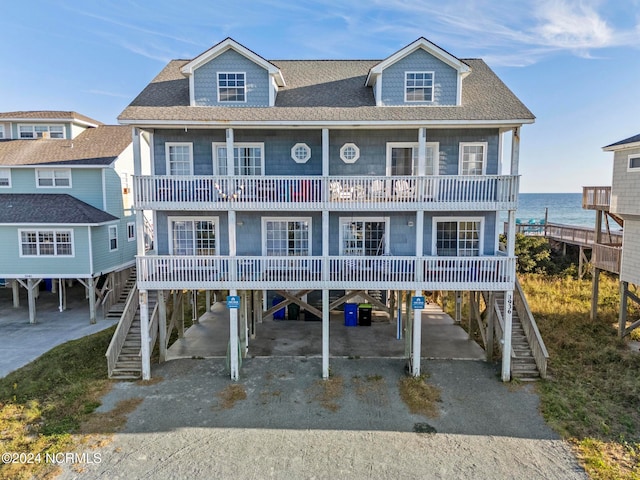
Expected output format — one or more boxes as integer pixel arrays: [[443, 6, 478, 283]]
[[603, 133, 640, 335], [0, 111, 146, 324], [119, 37, 535, 380]]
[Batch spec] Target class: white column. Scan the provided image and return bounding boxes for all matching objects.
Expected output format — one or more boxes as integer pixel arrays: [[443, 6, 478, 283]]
[[229, 288, 239, 380], [12, 280, 19, 308], [501, 290, 513, 382], [133, 128, 146, 258], [412, 290, 422, 376], [417, 127, 426, 176], [88, 277, 96, 324], [322, 211, 329, 282], [228, 210, 237, 283], [322, 289, 330, 378], [226, 128, 235, 175], [158, 290, 167, 363], [507, 210, 516, 257], [322, 128, 329, 176], [510, 126, 520, 175], [27, 278, 36, 324], [139, 289, 151, 380]]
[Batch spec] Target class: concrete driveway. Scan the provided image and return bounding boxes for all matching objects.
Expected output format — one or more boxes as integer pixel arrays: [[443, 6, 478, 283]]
[[59, 357, 586, 480]]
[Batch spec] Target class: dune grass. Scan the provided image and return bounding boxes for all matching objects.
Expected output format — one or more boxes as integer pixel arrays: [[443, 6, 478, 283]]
[[0, 326, 116, 480], [520, 273, 640, 479]]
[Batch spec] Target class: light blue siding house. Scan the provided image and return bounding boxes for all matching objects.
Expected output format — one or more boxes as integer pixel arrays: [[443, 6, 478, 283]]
[[118, 37, 536, 381], [0, 112, 143, 324]]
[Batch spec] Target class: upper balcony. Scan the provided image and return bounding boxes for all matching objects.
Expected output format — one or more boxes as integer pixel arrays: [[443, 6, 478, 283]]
[[134, 174, 519, 212], [582, 186, 611, 211]]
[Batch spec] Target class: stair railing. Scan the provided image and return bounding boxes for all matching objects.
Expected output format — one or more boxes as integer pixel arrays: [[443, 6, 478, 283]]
[[147, 298, 159, 356], [514, 278, 549, 378], [105, 282, 139, 377]]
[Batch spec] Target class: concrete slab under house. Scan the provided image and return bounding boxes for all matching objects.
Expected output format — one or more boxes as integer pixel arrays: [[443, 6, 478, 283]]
[[109, 36, 548, 382]]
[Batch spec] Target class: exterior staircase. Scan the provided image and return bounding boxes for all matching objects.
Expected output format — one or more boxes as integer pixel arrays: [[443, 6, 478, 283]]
[[494, 288, 547, 381], [105, 269, 158, 380]]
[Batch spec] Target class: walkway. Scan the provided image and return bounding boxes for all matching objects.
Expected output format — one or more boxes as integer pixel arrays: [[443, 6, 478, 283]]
[[167, 301, 485, 361], [0, 284, 118, 377]]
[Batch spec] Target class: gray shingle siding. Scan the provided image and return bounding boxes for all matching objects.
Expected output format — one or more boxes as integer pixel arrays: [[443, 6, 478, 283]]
[[194, 49, 270, 107], [620, 220, 640, 285], [610, 146, 640, 217], [380, 49, 458, 106]]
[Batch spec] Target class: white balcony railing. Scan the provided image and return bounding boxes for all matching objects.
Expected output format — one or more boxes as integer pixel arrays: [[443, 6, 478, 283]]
[[134, 174, 518, 211], [136, 255, 516, 291]]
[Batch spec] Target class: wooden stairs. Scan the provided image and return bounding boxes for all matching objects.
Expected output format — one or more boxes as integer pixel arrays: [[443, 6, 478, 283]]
[[106, 270, 157, 380], [495, 292, 541, 381]]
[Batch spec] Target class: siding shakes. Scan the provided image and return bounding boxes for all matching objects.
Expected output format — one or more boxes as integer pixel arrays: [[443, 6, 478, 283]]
[[193, 49, 270, 107], [621, 220, 640, 285], [611, 146, 640, 217], [381, 49, 458, 106]]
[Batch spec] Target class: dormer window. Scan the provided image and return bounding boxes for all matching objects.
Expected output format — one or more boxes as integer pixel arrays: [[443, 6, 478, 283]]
[[405, 72, 434, 102], [19, 124, 65, 139], [218, 72, 246, 102]]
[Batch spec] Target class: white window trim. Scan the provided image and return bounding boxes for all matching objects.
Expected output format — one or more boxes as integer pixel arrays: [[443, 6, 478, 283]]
[[167, 216, 220, 255], [340, 143, 360, 164], [458, 142, 488, 175], [212, 142, 265, 175], [35, 168, 72, 188], [261, 217, 313, 256], [338, 216, 390, 256], [18, 123, 66, 139], [432, 216, 485, 256], [18, 229, 75, 257], [165, 142, 193, 176], [108, 225, 118, 252], [0, 168, 11, 188], [385, 142, 440, 176], [291, 143, 311, 163], [0, 125, 4, 139], [217, 71, 247, 104], [628, 154, 640, 172], [404, 71, 435, 103], [127, 222, 136, 242]]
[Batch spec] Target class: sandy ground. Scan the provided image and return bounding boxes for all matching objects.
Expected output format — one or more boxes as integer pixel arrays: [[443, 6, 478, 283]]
[[58, 357, 586, 480]]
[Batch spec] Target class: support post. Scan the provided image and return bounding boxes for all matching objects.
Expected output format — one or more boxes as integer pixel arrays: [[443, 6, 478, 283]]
[[501, 290, 513, 382], [88, 277, 96, 324], [591, 268, 601, 320], [250, 291, 257, 339], [158, 290, 167, 362], [205, 290, 211, 313], [455, 291, 462, 323], [27, 278, 36, 324], [619, 281, 628, 338], [389, 290, 396, 324], [404, 292, 412, 359], [12, 280, 20, 308], [239, 291, 248, 356], [412, 290, 422, 377], [192, 290, 198, 324], [229, 288, 239, 380], [178, 292, 185, 338], [139, 289, 151, 380], [322, 289, 329, 379]]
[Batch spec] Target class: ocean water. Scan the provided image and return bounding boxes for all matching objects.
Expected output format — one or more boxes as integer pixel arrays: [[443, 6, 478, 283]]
[[499, 193, 607, 229], [517, 193, 595, 228]]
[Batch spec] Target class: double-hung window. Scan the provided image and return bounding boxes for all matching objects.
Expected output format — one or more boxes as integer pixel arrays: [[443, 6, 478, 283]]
[[459, 142, 487, 175], [263, 218, 311, 256], [0, 125, 4, 139], [628, 154, 640, 171], [108, 225, 118, 251], [20, 230, 73, 257], [36, 168, 71, 187], [340, 217, 389, 256], [19, 124, 65, 139], [214, 143, 264, 176], [434, 218, 483, 256], [166, 143, 193, 175], [405, 72, 434, 102], [169, 217, 218, 256], [218, 72, 246, 102]]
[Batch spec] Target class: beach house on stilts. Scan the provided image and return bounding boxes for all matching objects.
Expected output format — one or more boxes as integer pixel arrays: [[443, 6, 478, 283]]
[[114, 37, 541, 381]]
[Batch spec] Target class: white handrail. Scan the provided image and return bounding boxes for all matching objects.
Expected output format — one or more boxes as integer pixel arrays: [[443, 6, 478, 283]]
[[514, 278, 549, 378], [105, 283, 139, 377]]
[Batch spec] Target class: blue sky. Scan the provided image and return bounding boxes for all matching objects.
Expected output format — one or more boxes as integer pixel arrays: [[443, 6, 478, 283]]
[[1, 0, 639, 192]]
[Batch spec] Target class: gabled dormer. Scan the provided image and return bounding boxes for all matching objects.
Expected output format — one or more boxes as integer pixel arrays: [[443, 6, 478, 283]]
[[180, 38, 286, 108], [0, 111, 101, 140], [365, 38, 471, 107]]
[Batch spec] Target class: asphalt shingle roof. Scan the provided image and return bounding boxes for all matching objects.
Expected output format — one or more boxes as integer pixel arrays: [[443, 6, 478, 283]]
[[604, 133, 640, 149], [0, 111, 102, 125], [0, 125, 132, 166], [119, 58, 534, 124], [0, 194, 118, 224]]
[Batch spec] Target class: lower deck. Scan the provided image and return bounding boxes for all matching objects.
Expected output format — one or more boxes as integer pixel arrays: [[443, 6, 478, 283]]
[[167, 301, 484, 361]]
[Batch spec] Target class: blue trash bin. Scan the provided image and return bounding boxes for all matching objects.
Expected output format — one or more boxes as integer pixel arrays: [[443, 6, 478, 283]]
[[344, 303, 357, 327], [272, 295, 286, 320]]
